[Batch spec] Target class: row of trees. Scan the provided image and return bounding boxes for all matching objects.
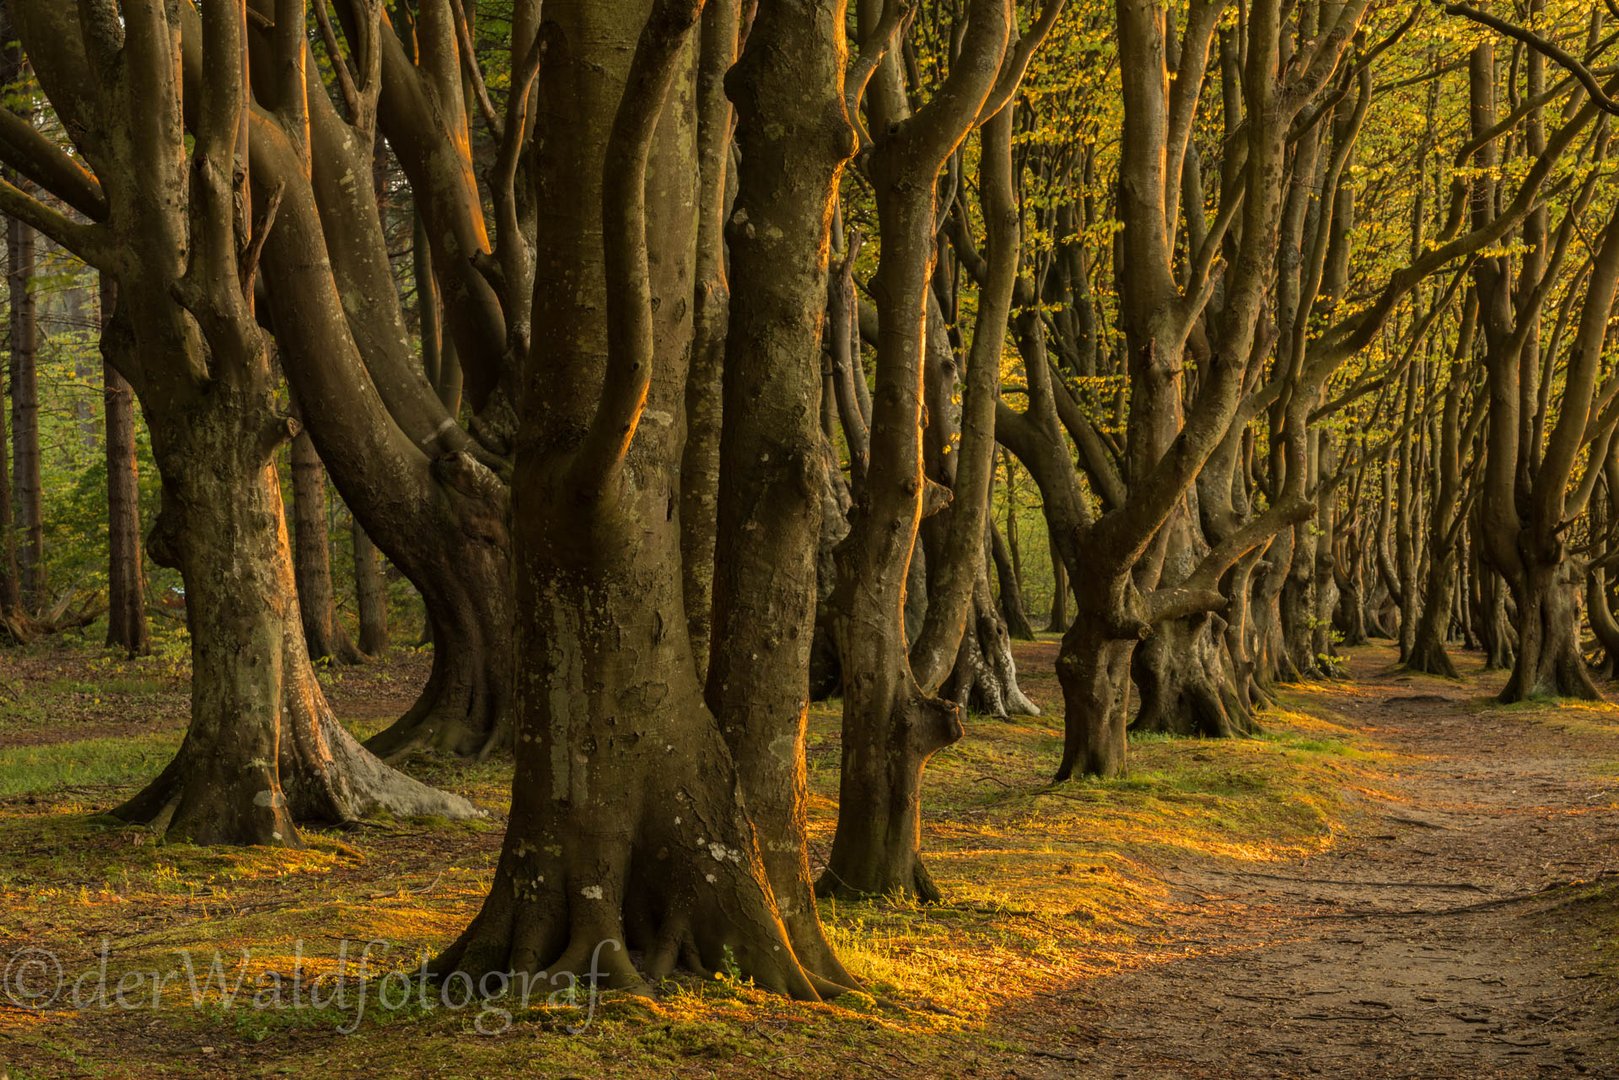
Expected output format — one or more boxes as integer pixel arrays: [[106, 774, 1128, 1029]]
[[2, 0, 1618, 1000]]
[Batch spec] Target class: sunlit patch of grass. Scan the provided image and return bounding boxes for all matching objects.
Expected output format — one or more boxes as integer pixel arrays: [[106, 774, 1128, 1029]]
[[795, 690, 1386, 1020], [0, 646, 1402, 1076], [1486, 695, 1619, 747], [0, 732, 181, 798]]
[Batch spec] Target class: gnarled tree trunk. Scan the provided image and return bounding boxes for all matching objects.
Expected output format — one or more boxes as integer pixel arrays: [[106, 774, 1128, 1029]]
[[438, 0, 839, 998]]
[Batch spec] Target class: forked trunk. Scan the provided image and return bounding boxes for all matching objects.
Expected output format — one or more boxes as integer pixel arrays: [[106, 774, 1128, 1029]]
[[438, 0, 833, 997], [819, 661, 961, 900], [438, 488, 823, 995]]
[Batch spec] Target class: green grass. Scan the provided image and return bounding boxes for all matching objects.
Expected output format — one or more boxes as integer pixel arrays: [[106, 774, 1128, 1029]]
[[0, 733, 182, 798], [0, 648, 1395, 1077]]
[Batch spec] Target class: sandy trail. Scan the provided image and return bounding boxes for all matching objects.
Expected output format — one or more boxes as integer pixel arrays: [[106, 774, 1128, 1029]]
[[1002, 642, 1619, 1079]]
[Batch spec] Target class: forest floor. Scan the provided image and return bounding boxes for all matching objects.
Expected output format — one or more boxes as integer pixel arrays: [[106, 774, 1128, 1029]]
[[0, 634, 1615, 1077]]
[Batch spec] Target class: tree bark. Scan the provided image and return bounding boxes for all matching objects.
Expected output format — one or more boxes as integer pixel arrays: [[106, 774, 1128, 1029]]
[[117, 399, 477, 842], [678, 0, 737, 683], [101, 278, 150, 657], [822, 4, 1015, 897], [289, 428, 364, 664], [352, 517, 390, 656], [8, 208, 42, 610], [437, 0, 833, 998], [1055, 609, 1134, 781], [703, 0, 858, 990], [4, 0, 478, 845], [1499, 557, 1599, 701]]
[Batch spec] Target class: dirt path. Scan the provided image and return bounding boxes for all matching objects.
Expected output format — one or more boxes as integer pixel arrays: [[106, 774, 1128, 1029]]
[[1001, 643, 1619, 1079]]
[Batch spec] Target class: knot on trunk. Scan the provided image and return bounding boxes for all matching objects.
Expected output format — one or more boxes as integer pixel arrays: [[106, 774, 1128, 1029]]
[[904, 692, 965, 756], [256, 414, 301, 460]]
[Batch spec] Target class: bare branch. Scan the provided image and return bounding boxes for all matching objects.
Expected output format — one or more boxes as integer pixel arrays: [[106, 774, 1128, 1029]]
[[448, 0, 502, 141], [845, 0, 913, 152], [1445, 3, 1619, 117]]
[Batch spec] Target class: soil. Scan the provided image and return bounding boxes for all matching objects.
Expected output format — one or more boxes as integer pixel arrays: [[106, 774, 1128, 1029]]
[[1000, 641, 1619, 1078]]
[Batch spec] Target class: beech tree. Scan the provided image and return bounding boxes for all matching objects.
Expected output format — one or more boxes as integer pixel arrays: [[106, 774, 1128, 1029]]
[[0, 0, 477, 843], [9, 0, 1619, 1015], [432, 0, 866, 997]]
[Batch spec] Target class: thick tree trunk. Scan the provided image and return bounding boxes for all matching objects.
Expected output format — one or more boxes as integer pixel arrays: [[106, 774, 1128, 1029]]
[[4, 0, 479, 846], [437, 0, 829, 997], [115, 388, 477, 844], [1406, 549, 1459, 677], [1054, 610, 1133, 781], [1130, 501, 1258, 731], [1132, 612, 1254, 737], [8, 210, 42, 610], [439, 489, 819, 993], [245, 106, 516, 761], [362, 536, 512, 759], [102, 281, 150, 657], [351, 518, 390, 656], [820, 644, 960, 900], [289, 429, 363, 664], [705, 0, 856, 990], [819, 6, 1014, 899], [1499, 558, 1600, 702]]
